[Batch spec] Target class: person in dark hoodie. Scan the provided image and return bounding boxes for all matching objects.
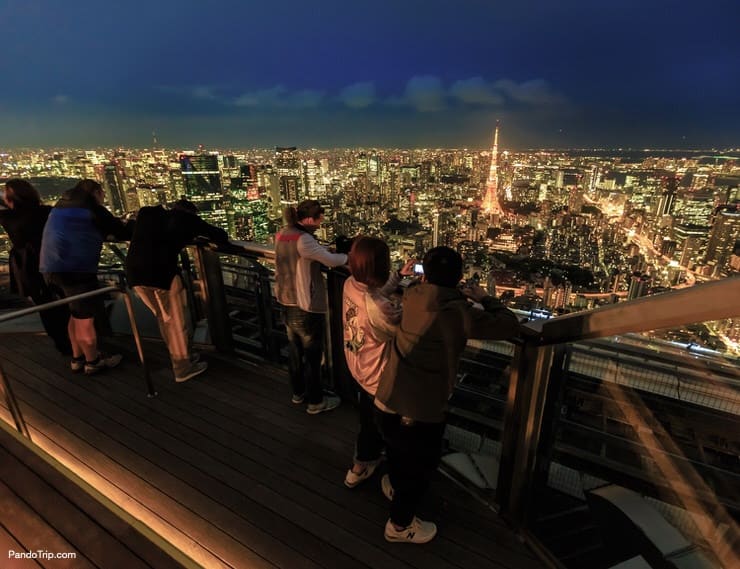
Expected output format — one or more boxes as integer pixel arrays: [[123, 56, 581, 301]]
[[40, 179, 133, 375], [374, 246, 520, 544], [0, 179, 72, 354], [125, 199, 229, 383]]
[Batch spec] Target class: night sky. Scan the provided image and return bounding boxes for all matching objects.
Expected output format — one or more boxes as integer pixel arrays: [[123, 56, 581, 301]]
[[1, 0, 738, 149]]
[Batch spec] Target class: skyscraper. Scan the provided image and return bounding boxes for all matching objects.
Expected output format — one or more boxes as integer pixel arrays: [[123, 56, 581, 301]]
[[482, 121, 503, 217], [101, 162, 126, 214], [180, 152, 227, 231], [657, 176, 678, 218], [275, 147, 302, 203], [706, 206, 740, 276]]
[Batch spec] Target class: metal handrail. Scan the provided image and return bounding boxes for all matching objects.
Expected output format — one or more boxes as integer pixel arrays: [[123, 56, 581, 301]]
[[0, 284, 156, 440], [525, 276, 740, 346]]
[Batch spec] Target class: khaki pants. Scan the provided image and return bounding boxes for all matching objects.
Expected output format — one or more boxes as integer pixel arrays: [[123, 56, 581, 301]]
[[134, 275, 192, 377]]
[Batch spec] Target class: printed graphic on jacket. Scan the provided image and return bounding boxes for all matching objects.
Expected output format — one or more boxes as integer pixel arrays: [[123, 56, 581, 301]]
[[344, 298, 365, 353]]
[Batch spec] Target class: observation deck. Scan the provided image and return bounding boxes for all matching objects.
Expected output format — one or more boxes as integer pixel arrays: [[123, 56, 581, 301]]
[[0, 241, 738, 569]]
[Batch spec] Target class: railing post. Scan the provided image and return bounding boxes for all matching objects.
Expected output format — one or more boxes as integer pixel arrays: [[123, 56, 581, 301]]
[[325, 268, 355, 401], [194, 246, 234, 353], [120, 288, 157, 398], [257, 267, 281, 361], [179, 249, 202, 325], [497, 339, 555, 528]]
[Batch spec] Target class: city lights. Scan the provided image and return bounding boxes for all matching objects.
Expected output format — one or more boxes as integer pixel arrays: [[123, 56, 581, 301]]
[[1, 138, 739, 354]]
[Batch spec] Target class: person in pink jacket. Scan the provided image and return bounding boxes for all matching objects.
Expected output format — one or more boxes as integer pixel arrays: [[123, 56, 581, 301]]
[[342, 236, 415, 487]]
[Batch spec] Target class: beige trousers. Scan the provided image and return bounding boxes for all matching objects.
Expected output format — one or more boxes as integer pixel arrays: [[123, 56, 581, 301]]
[[134, 275, 192, 377]]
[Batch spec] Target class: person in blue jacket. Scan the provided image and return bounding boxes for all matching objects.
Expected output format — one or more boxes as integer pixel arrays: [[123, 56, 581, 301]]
[[40, 179, 133, 375]]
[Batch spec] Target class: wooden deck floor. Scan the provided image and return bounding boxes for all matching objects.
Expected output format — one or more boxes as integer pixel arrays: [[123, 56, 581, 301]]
[[0, 332, 544, 569]]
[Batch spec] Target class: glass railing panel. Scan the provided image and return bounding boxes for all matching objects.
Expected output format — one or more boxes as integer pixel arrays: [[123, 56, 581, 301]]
[[529, 323, 740, 569], [216, 252, 287, 363], [442, 340, 515, 494]]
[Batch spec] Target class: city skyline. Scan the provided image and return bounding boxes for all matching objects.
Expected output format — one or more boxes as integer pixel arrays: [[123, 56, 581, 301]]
[[1, 0, 739, 148]]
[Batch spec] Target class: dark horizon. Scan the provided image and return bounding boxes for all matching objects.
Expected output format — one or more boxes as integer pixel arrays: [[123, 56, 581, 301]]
[[1, 0, 738, 149]]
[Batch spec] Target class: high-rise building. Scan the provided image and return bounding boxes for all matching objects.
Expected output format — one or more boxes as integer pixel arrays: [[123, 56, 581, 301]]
[[706, 206, 740, 276], [180, 153, 227, 231], [275, 147, 302, 203], [482, 121, 503, 217], [101, 162, 126, 214], [657, 176, 678, 218]]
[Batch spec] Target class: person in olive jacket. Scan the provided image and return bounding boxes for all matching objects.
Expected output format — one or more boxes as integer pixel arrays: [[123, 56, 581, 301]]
[[374, 246, 520, 544], [125, 199, 229, 383]]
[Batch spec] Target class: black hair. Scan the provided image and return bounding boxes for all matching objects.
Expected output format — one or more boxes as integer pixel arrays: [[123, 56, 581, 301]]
[[422, 246, 463, 288], [172, 198, 199, 214], [284, 199, 325, 226], [74, 178, 103, 194], [4, 178, 41, 207]]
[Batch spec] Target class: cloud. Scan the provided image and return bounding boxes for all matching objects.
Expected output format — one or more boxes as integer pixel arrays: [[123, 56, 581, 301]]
[[233, 85, 325, 109], [289, 89, 325, 108], [338, 81, 376, 109], [405, 75, 446, 112], [450, 77, 504, 105], [51, 94, 69, 105], [190, 86, 218, 100], [493, 79, 566, 106]]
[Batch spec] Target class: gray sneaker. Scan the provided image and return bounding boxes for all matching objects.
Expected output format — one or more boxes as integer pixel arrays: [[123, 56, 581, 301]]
[[306, 394, 340, 415], [384, 517, 437, 544], [175, 361, 208, 383], [84, 353, 123, 375]]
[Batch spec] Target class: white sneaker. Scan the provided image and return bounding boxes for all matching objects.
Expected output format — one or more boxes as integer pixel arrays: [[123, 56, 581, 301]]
[[306, 394, 340, 415], [384, 517, 437, 544], [175, 361, 208, 383], [344, 461, 380, 488], [381, 474, 394, 501]]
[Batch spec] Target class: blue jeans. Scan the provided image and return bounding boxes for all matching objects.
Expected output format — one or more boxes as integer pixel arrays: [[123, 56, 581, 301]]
[[284, 306, 325, 405]]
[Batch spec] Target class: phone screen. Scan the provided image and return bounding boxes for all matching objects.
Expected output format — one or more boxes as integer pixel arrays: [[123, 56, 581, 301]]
[[413, 263, 424, 275]]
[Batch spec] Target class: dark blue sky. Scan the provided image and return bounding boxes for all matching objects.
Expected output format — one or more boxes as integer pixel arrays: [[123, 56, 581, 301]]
[[1, 0, 738, 149]]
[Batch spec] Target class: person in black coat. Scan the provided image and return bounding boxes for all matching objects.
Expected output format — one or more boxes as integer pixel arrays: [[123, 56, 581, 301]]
[[126, 199, 229, 382], [0, 179, 72, 354]]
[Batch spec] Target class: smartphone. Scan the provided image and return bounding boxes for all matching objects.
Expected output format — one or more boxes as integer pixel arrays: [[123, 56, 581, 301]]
[[413, 263, 424, 275]]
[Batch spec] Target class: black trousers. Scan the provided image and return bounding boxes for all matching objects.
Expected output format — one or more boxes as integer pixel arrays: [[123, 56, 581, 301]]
[[284, 306, 325, 405], [377, 409, 446, 527], [354, 388, 384, 464], [31, 288, 72, 356]]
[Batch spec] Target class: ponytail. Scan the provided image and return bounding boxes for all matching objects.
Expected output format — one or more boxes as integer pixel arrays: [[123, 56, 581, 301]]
[[284, 206, 299, 226], [285, 200, 325, 226]]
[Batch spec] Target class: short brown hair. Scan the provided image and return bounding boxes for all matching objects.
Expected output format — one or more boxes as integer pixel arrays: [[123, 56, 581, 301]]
[[349, 236, 390, 289]]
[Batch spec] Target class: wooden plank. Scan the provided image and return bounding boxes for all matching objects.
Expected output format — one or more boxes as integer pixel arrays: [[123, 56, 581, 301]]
[[4, 336, 536, 564], [1, 349, 429, 569], [0, 356, 347, 569], [0, 426, 186, 569], [70, 343, 524, 552], [1, 335, 541, 569], [0, 444, 154, 569], [0, 480, 94, 569], [0, 522, 44, 569]]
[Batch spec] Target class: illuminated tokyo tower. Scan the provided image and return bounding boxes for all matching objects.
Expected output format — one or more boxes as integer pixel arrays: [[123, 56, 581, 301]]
[[482, 121, 503, 216]]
